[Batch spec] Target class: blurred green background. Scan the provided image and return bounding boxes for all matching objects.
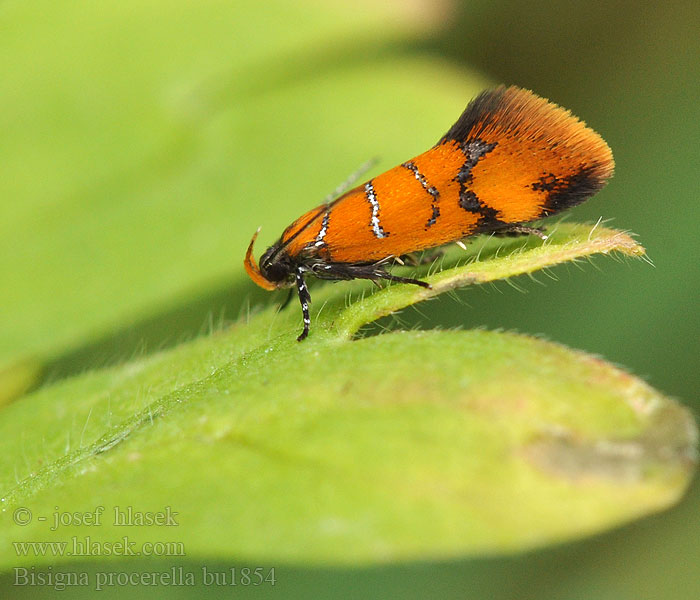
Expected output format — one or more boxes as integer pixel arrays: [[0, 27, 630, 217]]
[[0, 0, 697, 597]]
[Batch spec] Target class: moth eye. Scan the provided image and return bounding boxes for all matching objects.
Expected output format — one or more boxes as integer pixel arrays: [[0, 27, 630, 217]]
[[263, 261, 289, 283]]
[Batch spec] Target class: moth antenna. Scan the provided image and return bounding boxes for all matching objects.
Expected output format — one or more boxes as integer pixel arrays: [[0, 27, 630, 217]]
[[321, 157, 379, 205]]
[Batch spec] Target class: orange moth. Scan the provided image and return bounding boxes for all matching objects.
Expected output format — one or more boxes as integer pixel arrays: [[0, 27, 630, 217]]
[[245, 86, 614, 340]]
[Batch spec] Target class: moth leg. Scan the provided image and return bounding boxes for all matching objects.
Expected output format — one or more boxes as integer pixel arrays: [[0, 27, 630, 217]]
[[295, 269, 312, 341], [314, 262, 430, 289], [372, 271, 431, 288], [494, 225, 548, 240]]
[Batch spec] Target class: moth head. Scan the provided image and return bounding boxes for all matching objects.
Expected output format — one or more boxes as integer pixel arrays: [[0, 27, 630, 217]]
[[244, 228, 295, 290]]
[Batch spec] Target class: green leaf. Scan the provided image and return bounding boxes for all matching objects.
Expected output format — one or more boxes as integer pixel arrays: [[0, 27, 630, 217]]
[[0, 223, 695, 567]]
